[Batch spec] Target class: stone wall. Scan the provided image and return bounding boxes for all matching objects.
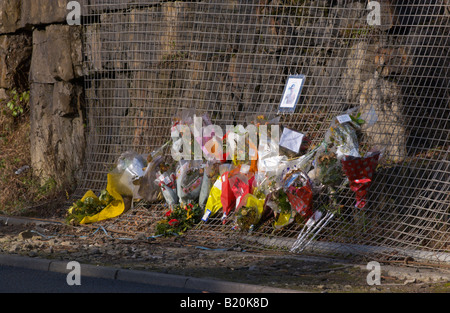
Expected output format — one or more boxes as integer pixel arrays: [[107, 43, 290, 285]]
[[0, 0, 86, 188]]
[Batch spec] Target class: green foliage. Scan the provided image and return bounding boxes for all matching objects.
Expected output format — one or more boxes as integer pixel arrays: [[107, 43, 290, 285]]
[[2, 89, 30, 118], [236, 205, 260, 232], [275, 189, 291, 215], [37, 177, 57, 199], [350, 112, 365, 127]]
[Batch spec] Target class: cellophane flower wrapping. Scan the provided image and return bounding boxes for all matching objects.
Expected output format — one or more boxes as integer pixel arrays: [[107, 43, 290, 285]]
[[341, 150, 381, 209], [154, 168, 178, 209], [198, 161, 221, 209], [257, 160, 291, 228], [220, 169, 236, 223], [171, 110, 216, 162], [228, 164, 255, 210], [283, 170, 314, 223], [110, 151, 148, 200], [234, 194, 265, 232], [325, 112, 365, 160], [260, 141, 318, 229], [201, 163, 234, 222], [309, 112, 366, 209], [311, 142, 344, 189], [139, 144, 172, 202], [202, 175, 223, 222], [176, 160, 204, 205]]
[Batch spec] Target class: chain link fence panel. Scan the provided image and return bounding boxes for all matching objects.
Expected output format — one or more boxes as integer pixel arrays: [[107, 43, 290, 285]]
[[78, 0, 449, 264]]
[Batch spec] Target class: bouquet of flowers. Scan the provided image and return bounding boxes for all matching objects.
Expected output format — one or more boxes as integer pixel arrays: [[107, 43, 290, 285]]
[[201, 163, 235, 222], [65, 189, 115, 225], [267, 189, 293, 229], [234, 194, 265, 232], [140, 144, 174, 202], [109, 151, 148, 200], [176, 160, 204, 205], [155, 203, 203, 236], [314, 150, 342, 187], [309, 141, 344, 209], [220, 166, 237, 224], [325, 111, 365, 160], [250, 157, 291, 229], [171, 110, 220, 163], [202, 175, 223, 222], [341, 150, 381, 209], [154, 165, 178, 209], [228, 164, 255, 210], [283, 170, 314, 223], [198, 161, 221, 209], [309, 112, 366, 207]]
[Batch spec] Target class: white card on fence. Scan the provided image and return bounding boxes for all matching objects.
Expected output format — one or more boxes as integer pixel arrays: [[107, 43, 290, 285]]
[[280, 128, 304, 153], [336, 114, 352, 124]]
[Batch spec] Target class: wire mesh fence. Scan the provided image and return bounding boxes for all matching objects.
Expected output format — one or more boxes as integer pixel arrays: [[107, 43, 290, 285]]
[[78, 0, 449, 264]]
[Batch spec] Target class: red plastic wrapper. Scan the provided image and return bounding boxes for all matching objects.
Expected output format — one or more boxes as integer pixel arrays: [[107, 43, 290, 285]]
[[286, 182, 313, 220], [341, 152, 380, 209], [220, 171, 236, 223], [229, 167, 255, 210]]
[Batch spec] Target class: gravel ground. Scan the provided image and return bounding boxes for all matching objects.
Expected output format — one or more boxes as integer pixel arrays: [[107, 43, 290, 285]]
[[0, 218, 449, 293]]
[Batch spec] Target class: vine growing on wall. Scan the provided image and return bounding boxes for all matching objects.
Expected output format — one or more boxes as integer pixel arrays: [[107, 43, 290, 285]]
[[2, 89, 30, 119]]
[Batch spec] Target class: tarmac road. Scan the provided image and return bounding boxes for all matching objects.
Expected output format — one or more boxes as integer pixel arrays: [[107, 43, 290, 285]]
[[0, 253, 298, 295], [0, 264, 201, 293]]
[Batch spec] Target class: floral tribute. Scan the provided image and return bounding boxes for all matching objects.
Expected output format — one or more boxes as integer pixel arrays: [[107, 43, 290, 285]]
[[155, 202, 203, 236], [341, 151, 381, 209], [66, 108, 385, 252]]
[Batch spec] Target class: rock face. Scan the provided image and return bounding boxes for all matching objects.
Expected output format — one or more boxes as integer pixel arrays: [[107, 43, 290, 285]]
[[359, 76, 407, 161], [30, 82, 85, 187], [30, 25, 83, 84], [0, 1, 86, 189], [28, 24, 85, 187], [0, 0, 70, 33], [0, 32, 32, 90]]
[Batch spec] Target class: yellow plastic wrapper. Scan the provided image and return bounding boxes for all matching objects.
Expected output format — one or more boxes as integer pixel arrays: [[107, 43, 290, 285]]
[[201, 176, 223, 222], [273, 210, 293, 229], [234, 194, 265, 231], [80, 173, 126, 225], [241, 194, 264, 216]]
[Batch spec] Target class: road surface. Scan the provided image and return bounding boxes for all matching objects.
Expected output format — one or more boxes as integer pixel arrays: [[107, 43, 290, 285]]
[[0, 265, 201, 293]]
